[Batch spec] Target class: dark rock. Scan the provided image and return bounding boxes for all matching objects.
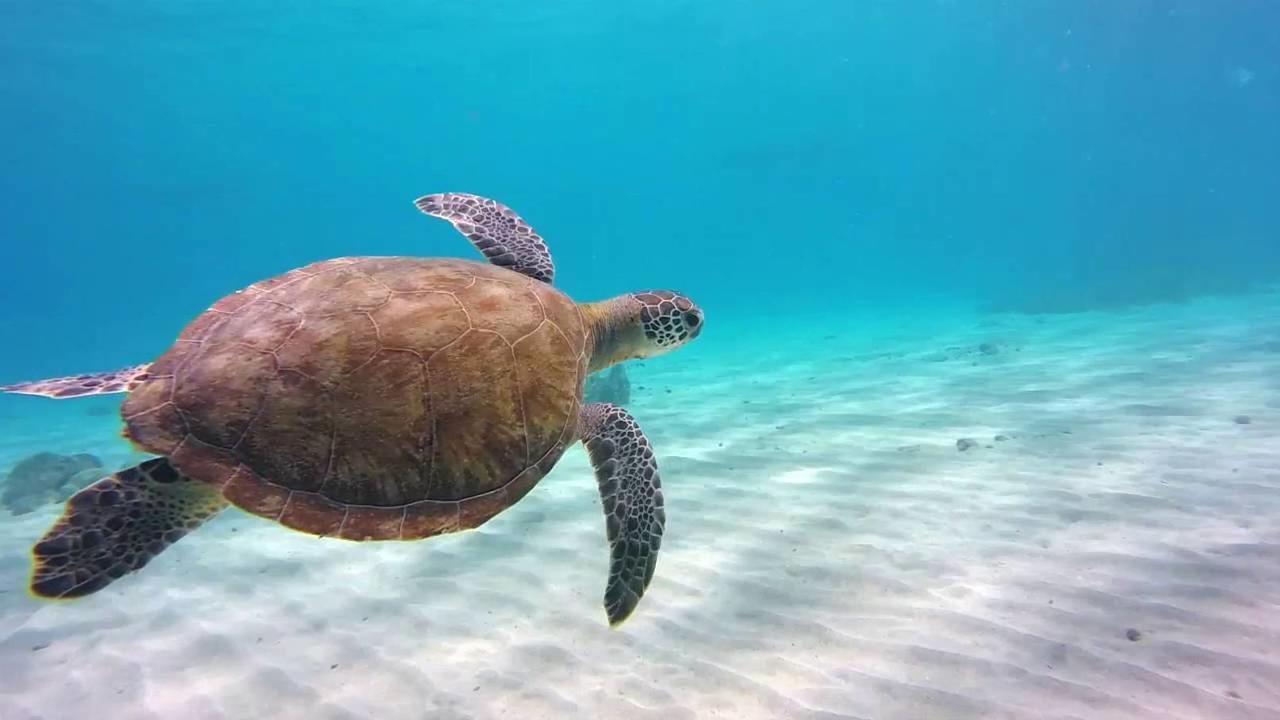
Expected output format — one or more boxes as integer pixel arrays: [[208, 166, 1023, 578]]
[[1234, 415, 1252, 425], [1125, 628, 1142, 642], [956, 438, 979, 452], [979, 342, 1000, 355], [2, 451, 103, 515], [584, 364, 631, 405], [994, 434, 1010, 442]]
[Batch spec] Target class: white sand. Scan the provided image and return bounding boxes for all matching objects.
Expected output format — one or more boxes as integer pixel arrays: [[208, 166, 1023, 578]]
[[1, 291, 1279, 719]]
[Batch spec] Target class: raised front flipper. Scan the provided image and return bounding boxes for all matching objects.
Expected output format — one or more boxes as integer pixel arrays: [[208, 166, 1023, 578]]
[[1, 364, 151, 399], [579, 402, 666, 626], [414, 192, 555, 284], [29, 457, 229, 599]]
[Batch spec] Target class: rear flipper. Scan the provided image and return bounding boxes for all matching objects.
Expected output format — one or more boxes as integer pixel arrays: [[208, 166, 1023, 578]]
[[1, 364, 152, 399], [580, 402, 666, 627], [30, 457, 229, 599]]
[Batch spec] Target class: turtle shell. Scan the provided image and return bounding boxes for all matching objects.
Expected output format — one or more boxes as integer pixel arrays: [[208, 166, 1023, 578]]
[[120, 257, 589, 540]]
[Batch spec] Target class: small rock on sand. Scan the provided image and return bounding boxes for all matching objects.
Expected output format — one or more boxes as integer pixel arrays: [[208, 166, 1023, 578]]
[[2, 451, 103, 515]]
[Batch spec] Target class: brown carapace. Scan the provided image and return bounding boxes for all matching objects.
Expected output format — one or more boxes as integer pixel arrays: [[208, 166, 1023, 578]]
[[124, 256, 588, 542], [1, 192, 705, 627]]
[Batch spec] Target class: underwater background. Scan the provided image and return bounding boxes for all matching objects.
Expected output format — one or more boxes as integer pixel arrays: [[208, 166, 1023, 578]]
[[1, 2, 1279, 719], [2, 0, 1278, 377]]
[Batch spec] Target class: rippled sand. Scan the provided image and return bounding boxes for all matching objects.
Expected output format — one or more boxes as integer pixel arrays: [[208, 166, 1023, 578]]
[[1, 291, 1278, 719]]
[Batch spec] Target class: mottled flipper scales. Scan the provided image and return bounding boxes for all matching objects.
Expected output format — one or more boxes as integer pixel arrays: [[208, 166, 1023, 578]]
[[579, 402, 665, 626], [1, 364, 151, 399], [414, 192, 556, 284], [29, 458, 228, 599]]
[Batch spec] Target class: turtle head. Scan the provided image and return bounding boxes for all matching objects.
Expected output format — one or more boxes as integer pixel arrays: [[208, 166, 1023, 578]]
[[632, 290, 704, 352], [584, 290, 704, 373]]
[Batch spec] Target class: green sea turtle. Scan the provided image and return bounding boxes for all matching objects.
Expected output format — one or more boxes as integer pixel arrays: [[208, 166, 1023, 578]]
[[1, 192, 704, 626]]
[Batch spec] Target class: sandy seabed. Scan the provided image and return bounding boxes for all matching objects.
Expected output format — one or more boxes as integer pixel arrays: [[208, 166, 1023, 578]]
[[1, 291, 1278, 720]]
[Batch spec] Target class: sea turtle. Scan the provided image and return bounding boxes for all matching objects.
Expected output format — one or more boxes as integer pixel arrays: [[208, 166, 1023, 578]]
[[1, 192, 704, 626]]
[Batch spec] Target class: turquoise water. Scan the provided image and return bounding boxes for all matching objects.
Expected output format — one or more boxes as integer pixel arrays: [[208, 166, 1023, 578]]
[[2, 2, 1277, 379], [1, 2, 1279, 719]]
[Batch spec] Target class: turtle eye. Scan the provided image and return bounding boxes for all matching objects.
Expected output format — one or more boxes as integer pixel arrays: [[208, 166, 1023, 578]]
[[684, 309, 704, 337]]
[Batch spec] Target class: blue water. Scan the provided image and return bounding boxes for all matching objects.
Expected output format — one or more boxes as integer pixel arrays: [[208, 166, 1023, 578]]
[[2, 3, 1280, 719], [1, 1, 1277, 381]]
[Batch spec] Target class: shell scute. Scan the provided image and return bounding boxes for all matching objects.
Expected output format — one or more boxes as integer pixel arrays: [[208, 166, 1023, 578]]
[[370, 292, 470, 354], [124, 257, 585, 539], [426, 330, 527, 500]]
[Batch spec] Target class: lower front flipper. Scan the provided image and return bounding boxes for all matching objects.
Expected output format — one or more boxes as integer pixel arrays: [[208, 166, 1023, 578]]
[[579, 402, 666, 627]]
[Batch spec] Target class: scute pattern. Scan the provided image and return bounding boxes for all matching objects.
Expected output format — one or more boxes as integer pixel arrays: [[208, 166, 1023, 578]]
[[28, 458, 229, 599], [274, 312, 382, 387], [633, 290, 700, 349], [279, 266, 391, 316], [514, 322, 582, 468], [171, 344, 276, 449], [467, 279, 545, 343], [202, 301, 303, 351], [371, 292, 470, 354], [233, 369, 333, 491], [580, 402, 666, 627], [327, 350, 429, 506], [414, 193, 556, 284], [122, 257, 588, 540], [428, 330, 528, 500]]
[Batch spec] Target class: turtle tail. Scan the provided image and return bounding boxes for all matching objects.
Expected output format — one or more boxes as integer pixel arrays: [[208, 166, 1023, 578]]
[[29, 458, 229, 600]]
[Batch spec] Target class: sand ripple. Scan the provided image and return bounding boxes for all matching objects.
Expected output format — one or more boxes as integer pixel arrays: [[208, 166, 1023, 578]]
[[2, 292, 1280, 718]]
